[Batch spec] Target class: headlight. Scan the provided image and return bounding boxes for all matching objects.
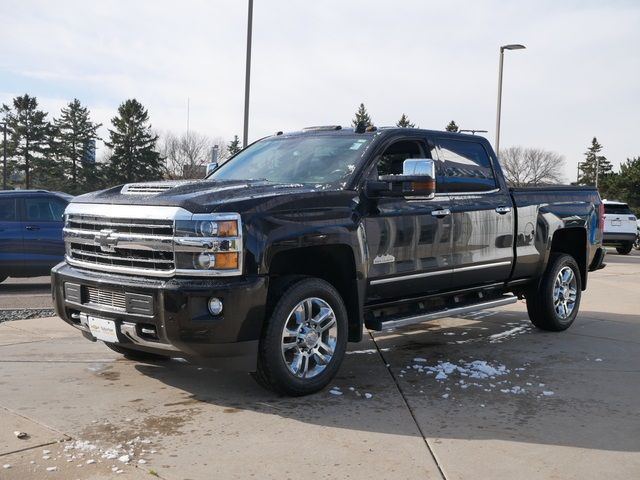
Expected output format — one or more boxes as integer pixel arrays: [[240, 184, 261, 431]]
[[174, 213, 242, 276], [175, 219, 238, 237]]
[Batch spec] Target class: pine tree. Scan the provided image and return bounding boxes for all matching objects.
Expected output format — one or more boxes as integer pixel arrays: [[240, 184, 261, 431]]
[[54, 99, 101, 189], [227, 135, 241, 156], [578, 137, 612, 186], [104, 99, 163, 184], [32, 123, 66, 190], [0, 94, 50, 189], [445, 120, 459, 132], [396, 114, 415, 128], [352, 103, 373, 128]]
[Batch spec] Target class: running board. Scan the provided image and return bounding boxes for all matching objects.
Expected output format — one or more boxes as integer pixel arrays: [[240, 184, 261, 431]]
[[373, 295, 518, 331]]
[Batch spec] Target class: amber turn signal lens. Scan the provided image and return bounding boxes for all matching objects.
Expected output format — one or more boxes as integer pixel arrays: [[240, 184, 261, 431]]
[[214, 252, 239, 269], [411, 180, 435, 190], [218, 221, 238, 237]]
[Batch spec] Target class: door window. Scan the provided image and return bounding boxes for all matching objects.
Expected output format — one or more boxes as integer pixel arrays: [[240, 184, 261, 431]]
[[0, 198, 16, 221], [376, 140, 426, 177], [24, 197, 67, 222], [436, 139, 497, 193]]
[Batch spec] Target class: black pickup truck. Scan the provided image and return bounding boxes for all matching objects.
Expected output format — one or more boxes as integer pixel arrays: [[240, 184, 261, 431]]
[[52, 126, 605, 395]]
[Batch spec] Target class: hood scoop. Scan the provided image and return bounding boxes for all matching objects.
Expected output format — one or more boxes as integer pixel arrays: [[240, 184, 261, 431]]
[[121, 181, 192, 195]]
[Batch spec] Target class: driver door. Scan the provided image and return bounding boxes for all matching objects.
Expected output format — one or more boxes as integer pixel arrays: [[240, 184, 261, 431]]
[[363, 138, 454, 302]]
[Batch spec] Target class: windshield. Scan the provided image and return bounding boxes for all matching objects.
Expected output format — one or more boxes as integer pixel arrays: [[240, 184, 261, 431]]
[[209, 134, 372, 186]]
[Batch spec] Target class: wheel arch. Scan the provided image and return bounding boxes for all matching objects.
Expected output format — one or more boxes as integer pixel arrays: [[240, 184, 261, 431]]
[[549, 227, 588, 290], [267, 244, 363, 341]]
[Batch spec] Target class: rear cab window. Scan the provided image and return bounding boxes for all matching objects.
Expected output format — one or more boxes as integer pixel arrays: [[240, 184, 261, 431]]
[[435, 138, 497, 193]]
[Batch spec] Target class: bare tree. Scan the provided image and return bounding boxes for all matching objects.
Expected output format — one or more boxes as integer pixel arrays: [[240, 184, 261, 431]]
[[499, 146, 565, 186], [160, 131, 227, 179]]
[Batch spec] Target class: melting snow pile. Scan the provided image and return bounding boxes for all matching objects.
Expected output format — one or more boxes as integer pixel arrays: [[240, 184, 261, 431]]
[[416, 359, 510, 381]]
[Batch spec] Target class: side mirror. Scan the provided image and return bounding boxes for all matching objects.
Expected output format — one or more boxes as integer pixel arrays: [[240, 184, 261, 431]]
[[365, 159, 436, 198], [205, 162, 218, 176]]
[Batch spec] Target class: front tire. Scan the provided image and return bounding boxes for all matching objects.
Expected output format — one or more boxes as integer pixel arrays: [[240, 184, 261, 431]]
[[616, 242, 633, 255], [253, 277, 348, 396], [526, 253, 582, 331], [104, 342, 169, 361]]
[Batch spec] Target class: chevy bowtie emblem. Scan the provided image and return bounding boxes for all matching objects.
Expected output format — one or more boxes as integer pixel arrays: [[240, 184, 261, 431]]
[[94, 229, 118, 253]]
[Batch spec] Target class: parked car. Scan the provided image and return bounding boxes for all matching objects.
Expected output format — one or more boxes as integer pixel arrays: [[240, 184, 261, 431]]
[[52, 126, 605, 395], [635, 220, 640, 251], [0, 190, 71, 283], [601, 200, 638, 254]]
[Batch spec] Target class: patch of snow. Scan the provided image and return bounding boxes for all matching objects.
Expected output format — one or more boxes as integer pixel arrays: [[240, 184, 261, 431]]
[[329, 389, 343, 396], [542, 391, 555, 396], [46, 466, 57, 472], [346, 348, 389, 355], [595, 358, 603, 362], [364, 393, 373, 399], [489, 326, 527, 342]]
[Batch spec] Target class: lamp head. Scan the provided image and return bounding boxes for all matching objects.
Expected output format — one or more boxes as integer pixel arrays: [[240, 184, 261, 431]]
[[501, 44, 526, 52]]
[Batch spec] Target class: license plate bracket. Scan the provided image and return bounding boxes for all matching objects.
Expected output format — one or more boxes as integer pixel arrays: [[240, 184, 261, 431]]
[[88, 316, 118, 343]]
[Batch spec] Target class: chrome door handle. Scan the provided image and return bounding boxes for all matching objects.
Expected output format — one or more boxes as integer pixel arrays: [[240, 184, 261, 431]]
[[431, 209, 451, 218], [495, 206, 512, 214]]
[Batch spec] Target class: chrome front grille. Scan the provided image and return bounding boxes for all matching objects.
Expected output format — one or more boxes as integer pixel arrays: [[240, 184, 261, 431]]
[[65, 211, 176, 276], [86, 286, 126, 311], [63, 203, 243, 278]]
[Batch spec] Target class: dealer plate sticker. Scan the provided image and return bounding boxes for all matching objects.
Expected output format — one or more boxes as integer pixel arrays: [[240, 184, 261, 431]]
[[88, 317, 118, 343]]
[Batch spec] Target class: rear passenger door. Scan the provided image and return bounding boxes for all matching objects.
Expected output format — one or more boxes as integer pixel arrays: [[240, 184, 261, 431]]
[[21, 195, 68, 270], [0, 196, 24, 274], [434, 138, 514, 289]]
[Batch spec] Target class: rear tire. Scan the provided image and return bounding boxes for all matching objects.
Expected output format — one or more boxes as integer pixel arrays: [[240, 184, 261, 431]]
[[104, 342, 169, 361], [616, 242, 633, 255], [253, 277, 348, 396], [526, 253, 582, 331]]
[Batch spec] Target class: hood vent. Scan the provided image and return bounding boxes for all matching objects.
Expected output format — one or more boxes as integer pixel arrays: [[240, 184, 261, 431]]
[[121, 182, 185, 195]]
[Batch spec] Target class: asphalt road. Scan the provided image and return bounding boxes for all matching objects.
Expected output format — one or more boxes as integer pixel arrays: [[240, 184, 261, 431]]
[[0, 250, 638, 479]]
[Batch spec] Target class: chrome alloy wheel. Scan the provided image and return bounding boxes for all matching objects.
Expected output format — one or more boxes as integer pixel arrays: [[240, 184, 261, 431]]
[[281, 297, 338, 379], [553, 266, 578, 319]]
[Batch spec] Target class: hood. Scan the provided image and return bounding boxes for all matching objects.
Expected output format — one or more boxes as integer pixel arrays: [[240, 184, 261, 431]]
[[71, 179, 345, 214]]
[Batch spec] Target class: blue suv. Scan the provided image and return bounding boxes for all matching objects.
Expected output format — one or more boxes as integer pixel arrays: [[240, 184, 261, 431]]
[[0, 190, 71, 283]]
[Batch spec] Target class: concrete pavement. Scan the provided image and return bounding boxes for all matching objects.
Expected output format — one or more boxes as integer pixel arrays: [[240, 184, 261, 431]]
[[0, 276, 52, 310], [0, 250, 638, 479]]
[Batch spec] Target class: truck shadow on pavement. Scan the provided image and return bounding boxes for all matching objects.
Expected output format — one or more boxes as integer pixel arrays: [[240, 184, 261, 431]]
[[132, 308, 640, 454]]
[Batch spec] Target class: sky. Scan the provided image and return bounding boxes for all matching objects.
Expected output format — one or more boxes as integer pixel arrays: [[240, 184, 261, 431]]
[[1, 0, 639, 182]]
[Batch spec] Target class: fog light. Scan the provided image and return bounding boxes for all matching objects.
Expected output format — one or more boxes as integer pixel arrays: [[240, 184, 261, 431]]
[[208, 297, 223, 316]]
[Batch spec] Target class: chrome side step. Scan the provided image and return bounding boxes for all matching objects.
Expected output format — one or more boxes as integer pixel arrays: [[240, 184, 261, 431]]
[[377, 295, 518, 330]]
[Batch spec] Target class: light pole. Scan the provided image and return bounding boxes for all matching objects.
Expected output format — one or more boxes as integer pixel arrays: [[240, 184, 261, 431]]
[[1, 122, 7, 190], [495, 44, 526, 156], [242, 0, 254, 148]]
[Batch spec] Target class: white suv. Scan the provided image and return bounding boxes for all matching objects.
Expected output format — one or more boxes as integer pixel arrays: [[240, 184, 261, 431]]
[[602, 200, 637, 254]]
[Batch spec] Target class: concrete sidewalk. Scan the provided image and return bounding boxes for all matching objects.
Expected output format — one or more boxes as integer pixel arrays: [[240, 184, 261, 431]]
[[1, 251, 639, 479]]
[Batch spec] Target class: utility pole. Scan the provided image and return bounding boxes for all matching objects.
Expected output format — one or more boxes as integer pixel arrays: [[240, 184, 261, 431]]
[[242, 0, 254, 148]]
